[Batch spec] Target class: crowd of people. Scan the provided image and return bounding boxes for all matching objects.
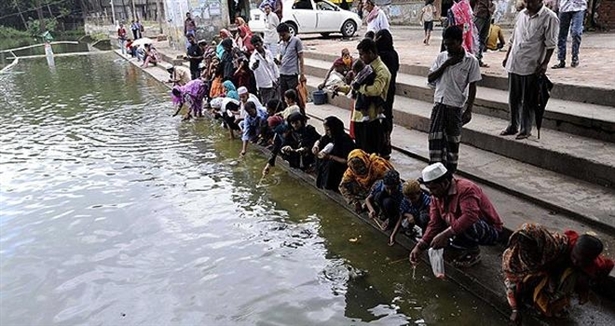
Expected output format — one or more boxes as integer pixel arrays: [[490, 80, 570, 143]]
[[128, 0, 612, 323]]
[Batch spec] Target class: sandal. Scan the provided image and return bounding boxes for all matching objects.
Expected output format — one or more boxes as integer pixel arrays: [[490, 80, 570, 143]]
[[453, 248, 481, 268], [500, 128, 517, 136], [479, 61, 490, 68], [551, 61, 565, 69]]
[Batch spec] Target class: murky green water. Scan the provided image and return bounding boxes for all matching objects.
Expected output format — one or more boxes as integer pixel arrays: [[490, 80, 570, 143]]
[[0, 53, 506, 325]]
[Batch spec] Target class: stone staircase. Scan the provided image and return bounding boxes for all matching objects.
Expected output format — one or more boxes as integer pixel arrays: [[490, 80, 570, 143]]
[[112, 46, 615, 322], [302, 51, 615, 238]]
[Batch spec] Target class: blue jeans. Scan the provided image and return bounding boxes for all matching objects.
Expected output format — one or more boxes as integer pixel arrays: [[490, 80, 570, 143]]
[[557, 10, 584, 62], [118, 39, 126, 55]]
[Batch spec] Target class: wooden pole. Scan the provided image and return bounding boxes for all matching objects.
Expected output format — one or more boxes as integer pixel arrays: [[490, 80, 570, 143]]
[[34, 0, 47, 32]]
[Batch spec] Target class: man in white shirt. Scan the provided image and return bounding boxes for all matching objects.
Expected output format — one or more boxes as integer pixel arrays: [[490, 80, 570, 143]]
[[262, 4, 280, 58], [552, 0, 586, 68], [364, 0, 390, 34], [427, 25, 482, 174], [502, 0, 558, 139], [249, 35, 280, 105]]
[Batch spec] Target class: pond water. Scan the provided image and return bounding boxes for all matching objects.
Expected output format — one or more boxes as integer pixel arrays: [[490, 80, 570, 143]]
[[0, 53, 506, 325]]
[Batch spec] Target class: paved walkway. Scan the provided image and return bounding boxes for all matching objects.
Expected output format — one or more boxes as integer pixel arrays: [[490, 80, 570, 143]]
[[136, 24, 615, 90], [299, 26, 615, 90]]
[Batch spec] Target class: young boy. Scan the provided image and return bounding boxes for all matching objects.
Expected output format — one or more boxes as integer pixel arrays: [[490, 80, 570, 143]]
[[351, 59, 386, 122], [278, 89, 301, 120], [389, 179, 432, 245], [419, 0, 437, 46], [365, 170, 404, 233], [240, 101, 268, 156], [427, 25, 481, 174]]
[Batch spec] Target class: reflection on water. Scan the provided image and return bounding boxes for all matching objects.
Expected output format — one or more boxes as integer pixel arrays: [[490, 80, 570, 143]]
[[0, 54, 506, 325]]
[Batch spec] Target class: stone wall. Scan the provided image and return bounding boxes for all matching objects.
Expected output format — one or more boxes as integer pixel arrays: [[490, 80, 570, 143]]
[[384, 0, 520, 27], [164, 0, 230, 50]]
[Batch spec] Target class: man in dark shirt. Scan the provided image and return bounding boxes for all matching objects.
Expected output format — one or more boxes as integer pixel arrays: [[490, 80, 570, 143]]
[[220, 38, 235, 81], [473, 0, 493, 67], [185, 34, 203, 80]]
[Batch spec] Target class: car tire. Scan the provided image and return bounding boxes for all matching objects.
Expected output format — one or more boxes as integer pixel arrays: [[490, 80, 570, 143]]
[[341, 20, 357, 38], [287, 23, 298, 37]]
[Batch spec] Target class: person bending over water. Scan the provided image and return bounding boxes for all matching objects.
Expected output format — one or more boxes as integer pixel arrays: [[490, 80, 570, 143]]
[[339, 149, 393, 213], [502, 223, 614, 324]]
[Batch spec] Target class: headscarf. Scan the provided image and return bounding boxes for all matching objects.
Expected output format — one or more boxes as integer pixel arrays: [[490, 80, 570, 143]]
[[219, 28, 232, 39], [375, 29, 394, 52], [238, 25, 255, 54], [171, 86, 182, 105], [341, 149, 393, 189], [502, 223, 569, 282], [333, 57, 347, 68], [217, 29, 233, 59], [223, 80, 239, 100], [268, 115, 284, 128], [365, 3, 381, 23], [236, 18, 252, 34], [323, 116, 345, 140], [341, 48, 352, 67]]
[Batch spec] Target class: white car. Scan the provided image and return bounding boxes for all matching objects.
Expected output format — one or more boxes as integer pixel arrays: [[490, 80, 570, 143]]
[[249, 0, 362, 37]]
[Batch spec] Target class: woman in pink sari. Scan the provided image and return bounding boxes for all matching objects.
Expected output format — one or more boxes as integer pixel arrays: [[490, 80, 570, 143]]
[[171, 79, 207, 120], [449, 0, 479, 55]]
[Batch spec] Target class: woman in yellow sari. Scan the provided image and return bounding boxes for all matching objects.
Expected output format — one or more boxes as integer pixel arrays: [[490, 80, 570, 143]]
[[339, 149, 393, 212]]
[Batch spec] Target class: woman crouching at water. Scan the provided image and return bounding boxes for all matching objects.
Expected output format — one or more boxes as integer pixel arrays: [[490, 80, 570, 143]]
[[142, 44, 160, 68], [502, 223, 614, 324], [171, 79, 207, 120], [339, 149, 393, 212], [312, 116, 356, 191]]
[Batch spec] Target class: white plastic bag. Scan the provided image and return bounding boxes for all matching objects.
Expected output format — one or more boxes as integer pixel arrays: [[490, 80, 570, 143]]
[[428, 248, 445, 279]]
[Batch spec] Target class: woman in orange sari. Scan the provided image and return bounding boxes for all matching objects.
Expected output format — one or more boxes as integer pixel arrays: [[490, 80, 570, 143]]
[[339, 149, 393, 212]]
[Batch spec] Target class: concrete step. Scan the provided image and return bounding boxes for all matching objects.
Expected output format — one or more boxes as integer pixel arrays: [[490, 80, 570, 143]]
[[304, 51, 615, 108], [304, 57, 615, 143], [303, 74, 615, 189], [304, 100, 615, 239], [124, 50, 615, 321]]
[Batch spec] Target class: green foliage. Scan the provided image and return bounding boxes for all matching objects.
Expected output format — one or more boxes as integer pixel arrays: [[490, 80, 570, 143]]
[[90, 32, 109, 41], [26, 17, 58, 36], [0, 25, 31, 39]]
